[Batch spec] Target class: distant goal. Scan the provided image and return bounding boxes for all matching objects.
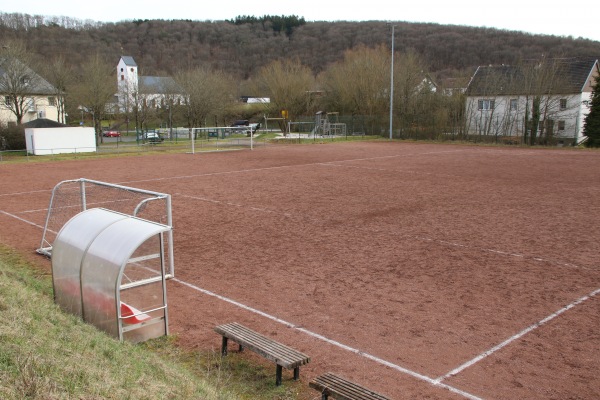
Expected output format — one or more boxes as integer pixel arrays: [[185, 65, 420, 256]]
[[37, 178, 174, 278]]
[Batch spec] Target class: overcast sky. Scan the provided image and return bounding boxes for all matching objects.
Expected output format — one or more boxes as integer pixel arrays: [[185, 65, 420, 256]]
[[1, 0, 598, 42]]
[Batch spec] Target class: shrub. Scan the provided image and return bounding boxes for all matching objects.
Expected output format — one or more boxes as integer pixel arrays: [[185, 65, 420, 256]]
[[0, 124, 26, 150]]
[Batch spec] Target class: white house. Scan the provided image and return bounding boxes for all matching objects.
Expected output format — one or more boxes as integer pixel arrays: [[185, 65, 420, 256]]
[[465, 58, 599, 145], [0, 59, 60, 126], [116, 56, 182, 112]]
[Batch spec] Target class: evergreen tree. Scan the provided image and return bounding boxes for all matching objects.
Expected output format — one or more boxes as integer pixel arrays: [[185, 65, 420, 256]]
[[583, 74, 600, 147]]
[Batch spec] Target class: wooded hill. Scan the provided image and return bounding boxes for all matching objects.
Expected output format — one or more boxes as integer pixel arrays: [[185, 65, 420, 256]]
[[1, 12, 599, 82]]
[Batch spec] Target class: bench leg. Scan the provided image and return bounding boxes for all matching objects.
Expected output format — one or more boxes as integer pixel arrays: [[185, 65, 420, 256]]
[[221, 336, 228, 356], [239, 344, 244, 352], [293, 367, 300, 380], [321, 393, 329, 400], [276, 365, 283, 386]]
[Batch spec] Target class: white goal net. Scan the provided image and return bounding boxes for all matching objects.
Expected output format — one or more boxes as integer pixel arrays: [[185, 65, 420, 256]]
[[37, 178, 175, 277]]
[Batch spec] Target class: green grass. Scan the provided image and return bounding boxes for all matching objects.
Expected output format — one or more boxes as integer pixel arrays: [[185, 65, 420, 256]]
[[0, 245, 305, 400], [0, 134, 390, 164]]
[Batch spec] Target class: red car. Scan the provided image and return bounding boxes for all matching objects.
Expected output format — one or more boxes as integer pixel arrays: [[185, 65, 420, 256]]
[[103, 130, 121, 137]]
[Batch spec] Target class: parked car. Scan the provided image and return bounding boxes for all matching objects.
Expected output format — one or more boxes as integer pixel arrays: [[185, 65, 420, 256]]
[[144, 131, 163, 143], [230, 120, 261, 135], [103, 130, 121, 137], [230, 119, 249, 127]]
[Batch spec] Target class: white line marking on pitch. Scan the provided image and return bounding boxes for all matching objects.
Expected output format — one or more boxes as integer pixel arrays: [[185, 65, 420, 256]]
[[0, 188, 52, 197], [179, 192, 596, 272], [411, 235, 593, 271], [3, 209, 598, 399], [0, 207, 479, 398], [435, 287, 600, 384], [111, 149, 469, 186], [176, 193, 294, 217], [173, 277, 482, 400], [0, 209, 47, 230]]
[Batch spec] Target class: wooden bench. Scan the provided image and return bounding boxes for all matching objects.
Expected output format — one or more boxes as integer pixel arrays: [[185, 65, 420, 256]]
[[214, 322, 310, 386], [309, 372, 391, 400]]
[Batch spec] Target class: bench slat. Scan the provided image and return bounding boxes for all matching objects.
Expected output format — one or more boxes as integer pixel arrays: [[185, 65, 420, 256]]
[[215, 322, 310, 369], [310, 372, 391, 400]]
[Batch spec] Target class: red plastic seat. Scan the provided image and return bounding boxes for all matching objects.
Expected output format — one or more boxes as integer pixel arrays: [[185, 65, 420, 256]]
[[120, 302, 151, 324]]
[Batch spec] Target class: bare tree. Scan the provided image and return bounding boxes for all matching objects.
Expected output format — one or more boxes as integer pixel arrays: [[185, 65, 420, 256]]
[[131, 85, 153, 135], [40, 56, 71, 124], [175, 67, 235, 129], [521, 59, 576, 145], [320, 45, 389, 123], [0, 40, 48, 124], [157, 78, 183, 139], [254, 58, 316, 121], [393, 50, 434, 138], [69, 54, 115, 144]]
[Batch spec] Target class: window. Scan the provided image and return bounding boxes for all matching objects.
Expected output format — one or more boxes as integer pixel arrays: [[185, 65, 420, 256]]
[[121, 75, 125, 81], [120, 68, 124, 72], [558, 120, 566, 131], [478, 99, 495, 110], [510, 99, 517, 111], [130, 68, 134, 72], [4, 96, 10, 106], [48, 97, 56, 106], [560, 98, 567, 110]]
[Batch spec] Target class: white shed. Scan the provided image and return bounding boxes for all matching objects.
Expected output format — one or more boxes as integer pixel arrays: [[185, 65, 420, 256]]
[[25, 127, 96, 155]]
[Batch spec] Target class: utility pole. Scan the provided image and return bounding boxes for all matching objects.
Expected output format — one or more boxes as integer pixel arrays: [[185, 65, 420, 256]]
[[389, 24, 395, 140]]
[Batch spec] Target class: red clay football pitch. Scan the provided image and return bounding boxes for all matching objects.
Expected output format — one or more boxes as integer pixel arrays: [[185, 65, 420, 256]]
[[1, 141, 599, 399]]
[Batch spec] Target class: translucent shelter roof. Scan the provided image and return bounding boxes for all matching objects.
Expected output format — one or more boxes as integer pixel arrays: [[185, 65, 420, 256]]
[[52, 208, 171, 341]]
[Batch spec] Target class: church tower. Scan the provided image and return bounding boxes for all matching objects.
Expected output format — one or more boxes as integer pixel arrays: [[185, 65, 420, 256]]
[[117, 56, 138, 112]]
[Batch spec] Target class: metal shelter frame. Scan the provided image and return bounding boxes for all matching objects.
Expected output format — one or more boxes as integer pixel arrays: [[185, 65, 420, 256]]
[[52, 208, 171, 342]]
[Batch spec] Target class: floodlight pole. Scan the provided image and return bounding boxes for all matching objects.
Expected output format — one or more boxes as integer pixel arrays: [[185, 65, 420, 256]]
[[389, 24, 395, 140]]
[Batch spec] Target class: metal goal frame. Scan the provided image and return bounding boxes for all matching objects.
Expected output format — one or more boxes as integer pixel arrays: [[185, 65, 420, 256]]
[[37, 178, 175, 278]]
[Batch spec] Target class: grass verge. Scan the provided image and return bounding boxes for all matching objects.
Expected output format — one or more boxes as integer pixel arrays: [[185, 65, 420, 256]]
[[0, 245, 304, 399]]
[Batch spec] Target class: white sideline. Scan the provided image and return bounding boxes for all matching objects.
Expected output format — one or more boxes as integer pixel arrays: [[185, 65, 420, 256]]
[[5, 199, 598, 398], [0, 209, 47, 230], [436, 287, 600, 383], [173, 277, 482, 400]]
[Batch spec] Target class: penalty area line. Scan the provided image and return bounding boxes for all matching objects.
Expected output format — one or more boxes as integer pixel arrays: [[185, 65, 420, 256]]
[[436, 287, 600, 383], [173, 277, 482, 400]]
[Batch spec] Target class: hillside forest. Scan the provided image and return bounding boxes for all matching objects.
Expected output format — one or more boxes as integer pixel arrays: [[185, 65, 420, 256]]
[[1, 12, 599, 144]]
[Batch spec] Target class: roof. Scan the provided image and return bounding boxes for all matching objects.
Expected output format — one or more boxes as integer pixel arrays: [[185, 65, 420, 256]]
[[0, 58, 57, 95], [117, 56, 182, 95], [466, 58, 599, 96], [439, 77, 470, 89], [120, 56, 137, 67], [23, 118, 67, 128], [139, 76, 182, 94]]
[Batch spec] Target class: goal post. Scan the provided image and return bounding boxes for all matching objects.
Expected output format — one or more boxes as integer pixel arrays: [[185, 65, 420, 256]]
[[189, 126, 257, 154], [37, 178, 175, 278]]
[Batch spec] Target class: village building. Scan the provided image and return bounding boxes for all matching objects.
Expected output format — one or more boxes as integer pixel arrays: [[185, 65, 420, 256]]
[[0, 59, 60, 126], [116, 56, 182, 113], [464, 58, 599, 145]]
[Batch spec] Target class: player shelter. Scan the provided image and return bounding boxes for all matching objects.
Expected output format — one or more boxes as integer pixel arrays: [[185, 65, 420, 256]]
[[51, 208, 171, 342]]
